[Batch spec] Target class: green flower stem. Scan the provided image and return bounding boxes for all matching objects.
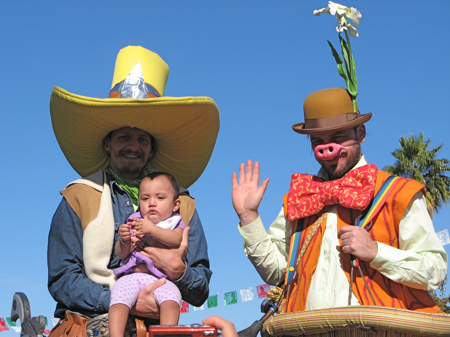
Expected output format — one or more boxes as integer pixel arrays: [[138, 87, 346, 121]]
[[344, 29, 352, 56], [344, 30, 354, 76], [344, 29, 358, 113], [352, 98, 357, 112]]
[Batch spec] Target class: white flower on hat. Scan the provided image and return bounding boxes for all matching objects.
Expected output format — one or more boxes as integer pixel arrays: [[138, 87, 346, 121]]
[[314, 1, 361, 37], [314, 1, 362, 112]]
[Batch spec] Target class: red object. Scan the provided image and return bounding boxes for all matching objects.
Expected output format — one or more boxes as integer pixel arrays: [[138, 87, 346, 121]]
[[148, 325, 217, 337], [0, 318, 9, 332], [180, 301, 189, 313], [287, 164, 377, 221], [256, 284, 270, 298]]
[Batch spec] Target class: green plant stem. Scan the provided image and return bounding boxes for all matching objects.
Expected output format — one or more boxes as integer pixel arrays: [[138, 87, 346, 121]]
[[344, 29, 358, 113], [344, 29, 352, 57], [344, 29, 353, 76], [352, 98, 357, 112]]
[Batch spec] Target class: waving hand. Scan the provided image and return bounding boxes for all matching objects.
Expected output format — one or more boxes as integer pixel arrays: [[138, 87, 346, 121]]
[[231, 160, 270, 226]]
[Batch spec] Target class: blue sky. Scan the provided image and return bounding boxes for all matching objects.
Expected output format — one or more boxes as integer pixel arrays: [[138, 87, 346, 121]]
[[1, 1, 449, 335]]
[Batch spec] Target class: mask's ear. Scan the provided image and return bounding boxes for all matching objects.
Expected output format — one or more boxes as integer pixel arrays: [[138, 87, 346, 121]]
[[357, 124, 366, 143]]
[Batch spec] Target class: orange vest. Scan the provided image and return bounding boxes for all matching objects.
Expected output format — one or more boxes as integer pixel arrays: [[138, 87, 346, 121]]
[[282, 170, 442, 313]]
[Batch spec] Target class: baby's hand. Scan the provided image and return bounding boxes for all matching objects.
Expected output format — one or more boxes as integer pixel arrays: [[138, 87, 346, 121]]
[[118, 223, 132, 245], [130, 217, 155, 237]]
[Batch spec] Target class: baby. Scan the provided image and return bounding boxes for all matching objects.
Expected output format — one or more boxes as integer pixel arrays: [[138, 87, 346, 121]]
[[109, 172, 185, 337]]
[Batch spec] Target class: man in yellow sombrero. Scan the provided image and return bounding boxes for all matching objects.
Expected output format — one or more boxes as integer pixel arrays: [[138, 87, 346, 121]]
[[231, 3, 447, 314], [47, 46, 219, 321]]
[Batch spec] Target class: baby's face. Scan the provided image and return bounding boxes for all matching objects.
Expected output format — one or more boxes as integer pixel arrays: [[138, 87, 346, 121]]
[[138, 176, 178, 224]]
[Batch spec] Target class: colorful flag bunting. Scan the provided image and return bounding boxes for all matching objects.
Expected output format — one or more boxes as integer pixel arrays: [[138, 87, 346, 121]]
[[180, 301, 189, 313], [256, 284, 270, 298], [0, 318, 9, 332], [224, 291, 238, 305], [240, 287, 254, 302], [207, 295, 218, 308], [193, 304, 204, 311], [44, 330, 52, 335], [0, 280, 308, 318], [437, 229, 450, 246], [5, 317, 20, 333]]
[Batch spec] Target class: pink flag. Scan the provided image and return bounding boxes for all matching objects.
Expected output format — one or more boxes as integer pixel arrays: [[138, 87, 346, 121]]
[[0, 318, 9, 332], [44, 330, 52, 335], [256, 284, 270, 298], [180, 301, 189, 313]]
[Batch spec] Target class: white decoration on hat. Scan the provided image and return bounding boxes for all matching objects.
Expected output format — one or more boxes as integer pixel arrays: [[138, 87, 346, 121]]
[[121, 61, 147, 99]]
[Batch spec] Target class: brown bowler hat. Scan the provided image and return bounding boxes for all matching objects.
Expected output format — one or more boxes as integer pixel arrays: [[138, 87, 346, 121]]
[[292, 88, 371, 135]]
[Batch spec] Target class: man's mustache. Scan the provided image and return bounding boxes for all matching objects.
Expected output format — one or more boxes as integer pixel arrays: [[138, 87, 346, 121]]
[[118, 149, 145, 158]]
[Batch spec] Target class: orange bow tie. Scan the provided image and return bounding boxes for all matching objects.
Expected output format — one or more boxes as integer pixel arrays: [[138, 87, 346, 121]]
[[286, 164, 378, 222]]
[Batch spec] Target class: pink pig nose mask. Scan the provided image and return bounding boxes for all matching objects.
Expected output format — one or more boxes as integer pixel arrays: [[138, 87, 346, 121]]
[[314, 143, 356, 161]]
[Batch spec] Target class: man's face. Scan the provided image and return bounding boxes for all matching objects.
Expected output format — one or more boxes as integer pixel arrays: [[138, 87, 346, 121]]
[[138, 176, 180, 224], [104, 127, 153, 180], [310, 125, 366, 180]]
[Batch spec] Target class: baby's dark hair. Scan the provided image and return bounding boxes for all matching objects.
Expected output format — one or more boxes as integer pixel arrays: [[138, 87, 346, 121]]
[[142, 172, 180, 199]]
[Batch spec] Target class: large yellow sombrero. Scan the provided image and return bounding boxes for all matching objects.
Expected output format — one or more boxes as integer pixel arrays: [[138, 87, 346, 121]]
[[50, 46, 220, 188]]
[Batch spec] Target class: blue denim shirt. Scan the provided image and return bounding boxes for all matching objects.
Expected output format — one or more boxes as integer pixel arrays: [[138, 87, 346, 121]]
[[47, 174, 212, 318]]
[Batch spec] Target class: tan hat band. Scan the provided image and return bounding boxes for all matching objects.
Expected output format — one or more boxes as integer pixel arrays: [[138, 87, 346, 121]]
[[304, 112, 361, 129]]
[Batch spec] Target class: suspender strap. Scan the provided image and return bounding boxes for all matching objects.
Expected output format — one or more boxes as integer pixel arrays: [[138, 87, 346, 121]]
[[352, 175, 401, 268], [284, 219, 303, 286], [358, 175, 402, 230]]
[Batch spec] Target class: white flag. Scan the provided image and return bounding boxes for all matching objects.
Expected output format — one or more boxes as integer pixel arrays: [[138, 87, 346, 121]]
[[193, 304, 204, 311], [10, 327, 21, 333], [437, 229, 450, 246], [240, 287, 254, 302], [50, 316, 60, 327]]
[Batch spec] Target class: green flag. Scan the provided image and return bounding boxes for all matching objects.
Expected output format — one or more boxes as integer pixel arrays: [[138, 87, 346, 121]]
[[6, 318, 16, 327], [224, 291, 238, 305], [207, 295, 218, 308]]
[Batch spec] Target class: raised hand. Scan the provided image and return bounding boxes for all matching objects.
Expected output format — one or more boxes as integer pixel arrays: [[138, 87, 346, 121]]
[[231, 160, 270, 226]]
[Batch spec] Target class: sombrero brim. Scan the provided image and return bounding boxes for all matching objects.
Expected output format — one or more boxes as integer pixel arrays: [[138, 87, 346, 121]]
[[292, 113, 372, 135], [50, 86, 220, 188]]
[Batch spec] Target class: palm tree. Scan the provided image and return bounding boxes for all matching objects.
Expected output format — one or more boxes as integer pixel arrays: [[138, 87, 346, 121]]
[[383, 132, 450, 218], [429, 276, 450, 314]]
